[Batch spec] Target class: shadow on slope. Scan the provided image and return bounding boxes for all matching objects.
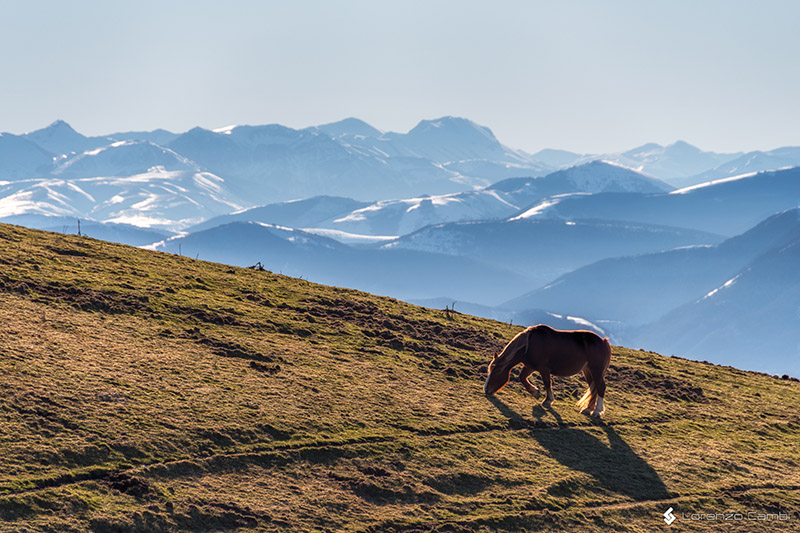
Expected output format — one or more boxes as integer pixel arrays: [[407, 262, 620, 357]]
[[488, 397, 669, 502]]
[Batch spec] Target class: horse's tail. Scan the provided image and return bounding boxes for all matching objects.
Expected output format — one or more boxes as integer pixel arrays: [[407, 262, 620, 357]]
[[576, 382, 597, 411]]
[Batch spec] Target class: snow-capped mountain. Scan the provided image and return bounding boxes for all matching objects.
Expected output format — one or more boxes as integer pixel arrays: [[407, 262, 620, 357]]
[[165, 116, 552, 204], [167, 123, 465, 203], [679, 146, 800, 188], [188, 161, 671, 239], [314, 117, 383, 138], [325, 190, 517, 237], [504, 160, 673, 199], [8, 116, 552, 209], [516, 166, 800, 237], [0, 168, 243, 230], [187, 196, 370, 233], [612, 141, 740, 182], [108, 129, 179, 146], [52, 140, 201, 178], [320, 161, 671, 236], [529, 141, 741, 186], [23, 120, 113, 156], [367, 116, 553, 182], [4, 117, 549, 231], [381, 117, 533, 165]]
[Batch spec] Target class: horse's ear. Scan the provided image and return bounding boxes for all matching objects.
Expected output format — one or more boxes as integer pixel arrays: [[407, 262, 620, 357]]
[[492, 353, 497, 361]]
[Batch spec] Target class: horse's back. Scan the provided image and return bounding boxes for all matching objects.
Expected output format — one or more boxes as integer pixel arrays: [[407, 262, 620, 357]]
[[530, 324, 606, 347], [527, 325, 610, 375]]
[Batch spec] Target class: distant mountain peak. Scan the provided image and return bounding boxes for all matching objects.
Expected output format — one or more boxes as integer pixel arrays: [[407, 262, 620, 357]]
[[529, 148, 585, 169], [317, 117, 382, 138], [584, 159, 624, 169], [46, 119, 75, 130], [669, 139, 694, 148], [22, 119, 103, 156], [409, 116, 497, 141], [28, 119, 81, 137], [177, 126, 227, 142], [562, 159, 636, 174], [665, 140, 703, 154], [186, 126, 213, 135], [541, 159, 674, 193], [622, 142, 664, 158]]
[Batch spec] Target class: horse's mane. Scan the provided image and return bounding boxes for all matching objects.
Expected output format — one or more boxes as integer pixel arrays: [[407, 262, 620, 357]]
[[490, 327, 531, 374]]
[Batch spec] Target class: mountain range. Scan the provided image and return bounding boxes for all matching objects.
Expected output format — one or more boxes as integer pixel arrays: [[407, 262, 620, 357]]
[[160, 117, 551, 203], [507, 209, 800, 323], [518, 166, 800, 237], [635, 234, 800, 375], [5, 118, 800, 223], [190, 161, 672, 237], [383, 218, 721, 290], [2, 116, 800, 375], [148, 221, 530, 305], [0, 166, 243, 231]]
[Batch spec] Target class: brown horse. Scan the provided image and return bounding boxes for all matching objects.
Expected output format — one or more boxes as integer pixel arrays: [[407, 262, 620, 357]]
[[484, 324, 612, 417]]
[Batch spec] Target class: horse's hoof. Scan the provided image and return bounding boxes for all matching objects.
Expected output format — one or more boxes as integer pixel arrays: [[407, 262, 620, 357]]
[[540, 400, 552, 408], [591, 411, 603, 418], [580, 408, 592, 416]]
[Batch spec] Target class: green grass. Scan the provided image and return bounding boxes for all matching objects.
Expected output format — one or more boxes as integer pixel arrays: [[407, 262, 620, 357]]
[[0, 222, 799, 532]]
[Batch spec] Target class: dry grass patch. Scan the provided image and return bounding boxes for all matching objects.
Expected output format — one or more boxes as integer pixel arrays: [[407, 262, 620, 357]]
[[0, 223, 798, 532]]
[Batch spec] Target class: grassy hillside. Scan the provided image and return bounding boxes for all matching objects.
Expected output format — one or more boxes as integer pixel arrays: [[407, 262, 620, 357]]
[[0, 223, 798, 532]]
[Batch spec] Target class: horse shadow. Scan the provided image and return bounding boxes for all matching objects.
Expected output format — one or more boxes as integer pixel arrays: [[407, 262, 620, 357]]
[[488, 396, 669, 501]]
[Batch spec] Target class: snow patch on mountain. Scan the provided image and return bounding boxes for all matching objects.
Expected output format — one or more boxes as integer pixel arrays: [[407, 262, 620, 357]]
[[702, 273, 742, 300], [0, 168, 244, 230], [299, 228, 398, 245], [330, 189, 522, 236], [53, 140, 201, 178], [510, 193, 590, 220], [669, 171, 759, 195]]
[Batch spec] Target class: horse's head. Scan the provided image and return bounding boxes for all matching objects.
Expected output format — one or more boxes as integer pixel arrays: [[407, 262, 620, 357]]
[[484, 328, 530, 395], [484, 353, 510, 395]]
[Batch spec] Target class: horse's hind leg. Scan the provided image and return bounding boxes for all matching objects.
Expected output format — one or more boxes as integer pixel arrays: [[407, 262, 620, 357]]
[[587, 361, 608, 418], [591, 373, 607, 417], [539, 369, 554, 408]]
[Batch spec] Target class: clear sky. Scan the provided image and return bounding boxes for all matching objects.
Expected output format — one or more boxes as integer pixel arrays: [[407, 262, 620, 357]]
[[1, 0, 798, 154]]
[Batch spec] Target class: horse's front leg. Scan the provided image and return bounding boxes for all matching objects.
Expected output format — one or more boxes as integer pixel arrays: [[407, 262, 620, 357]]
[[539, 369, 555, 408], [519, 365, 541, 398]]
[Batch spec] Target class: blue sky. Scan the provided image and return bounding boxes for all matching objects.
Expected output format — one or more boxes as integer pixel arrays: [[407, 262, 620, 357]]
[[1, 0, 798, 153]]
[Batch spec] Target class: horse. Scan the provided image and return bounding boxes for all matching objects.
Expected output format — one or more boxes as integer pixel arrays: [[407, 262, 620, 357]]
[[483, 324, 612, 417]]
